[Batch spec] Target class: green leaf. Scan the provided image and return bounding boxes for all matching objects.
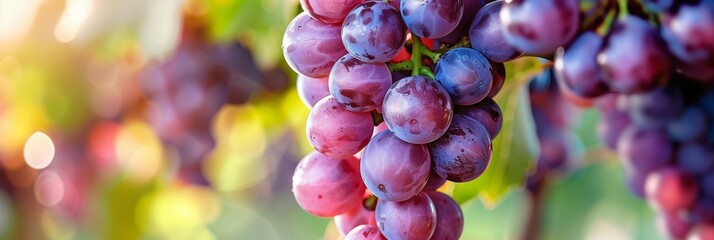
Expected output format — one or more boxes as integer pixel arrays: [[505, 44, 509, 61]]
[[451, 58, 544, 207]]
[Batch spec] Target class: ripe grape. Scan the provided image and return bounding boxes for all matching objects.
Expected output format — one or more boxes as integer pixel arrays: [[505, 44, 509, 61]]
[[283, 12, 347, 78], [597, 110, 631, 150], [426, 191, 464, 240], [456, 97, 503, 138], [555, 31, 609, 98], [645, 168, 699, 213], [423, 169, 447, 191], [488, 61, 506, 97], [617, 127, 673, 174], [500, 0, 580, 55], [400, 0, 464, 39], [375, 192, 437, 240], [292, 152, 365, 217], [335, 199, 378, 235], [329, 54, 393, 112], [429, 114, 492, 182], [660, 1, 714, 65], [677, 143, 713, 175], [342, 1, 407, 63], [299, 0, 364, 24], [382, 76, 454, 144], [345, 225, 386, 240], [434, 48, 494, 106], [438, 0, 486, 44], [667, 107, 707, 142], [297, 75, 330, 108], [469, 0, 523, 62], [361, 131, 431, 201], [627, 85, 685, 129], [306, 96, 374, 158]]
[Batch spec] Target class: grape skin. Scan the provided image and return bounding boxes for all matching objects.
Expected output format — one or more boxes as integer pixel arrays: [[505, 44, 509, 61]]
[[429, 114, 492, 182], [469, 0, 523, 62], [423, 169, 447, 191], [292, 152, 365, 217], [645, 168, 699, 213], [342, 1, 407, 63], [487, 61, 506, 97], [456, 97, 503, 138], [329, 54, 393, 112], [382, 76, 454, 144], [400, 0, 464, 39], [297, 75, 330, 108], [426, 191, 464, 240], [375, 192, 437, 240], [617, 127, 672, 174], [345, 224, 386, 240], [306, 96, 374, 158], [299, 0, 364, 24], [283, 12, 348, 78], [438, 0, 486, 44], [361, 131, 431, 202], [434, 48, 494, 106], [500, 0, 580, 55], [667, 107, 707, 142], [555, 31, 609, 98], [335, 201, 377, 236]]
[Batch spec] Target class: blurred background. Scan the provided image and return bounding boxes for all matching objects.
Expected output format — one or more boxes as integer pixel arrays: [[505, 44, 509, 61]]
[[0, 0, 668, 239]]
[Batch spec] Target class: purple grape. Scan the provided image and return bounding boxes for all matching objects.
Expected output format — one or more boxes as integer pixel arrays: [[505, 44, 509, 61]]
[[375, 192, 437, 240], [626, 170, 648, 198], [389, 0, 401, 10], [598, 16, 671, 93], [429, 114, 492, 182], [469, 0, 523, 62], [382, 76, 454, 144], [642, 0, 673, 12], [342, 1, 407, 63], [434, 48, 493, 106], [307, 96, 374, 158], [499, 0, 579, 55], [345, 225, 386, 240], [627, 86, 685, 129], [660, 2, 714, 65], [438, 0, 486, 44], [361, 131, 431, 201], [300, 0, 365, 24], [426, 191, 464, 240], [329, 54, 393, 112], [702, 172, 714, 198], [297, 75, 330, 108], [292, 152, 365, 217], [400, 0, 464, 39], [617, 127, 672, 174], [335, 200, 377, 236], [423, 169, 447, 191], [456, 97, 503, 138], [645, 168, 698, 213], [667, 106, 707, 142], [283, 12, 347, 78], [487, 61, 506, 97], [555, 32, 609, 98], [597, 110, 631, 150], [677, 143, 713, 175]]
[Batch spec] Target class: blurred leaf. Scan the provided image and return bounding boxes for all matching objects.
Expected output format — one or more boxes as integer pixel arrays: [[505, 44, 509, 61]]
[[460, 190, 529, 239], [452, 58, 543, 206]]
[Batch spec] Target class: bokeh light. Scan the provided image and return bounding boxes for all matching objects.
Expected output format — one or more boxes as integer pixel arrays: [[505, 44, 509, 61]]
[[23, 132, 55, 170], [34, 171, 64, 207]]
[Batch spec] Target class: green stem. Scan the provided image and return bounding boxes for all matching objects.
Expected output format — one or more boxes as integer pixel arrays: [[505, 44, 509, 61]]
[[363, 195, 378, 211], [618, 0, 629, 20], [387, 61, 414, 72], [420, 45, 440, 63], [411, 36, 424, 76], [597, 7, 617, 35], [420, 68, 435, 79]]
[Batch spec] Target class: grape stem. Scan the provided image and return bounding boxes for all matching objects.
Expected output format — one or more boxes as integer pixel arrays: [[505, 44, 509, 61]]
[[420, 68, 435, 79], [388, 61, 414, 72], [617, 0, 629, 20], [596, 7, 618, 35], [370, 111, 384, 126], [411, 36, 425, 76]]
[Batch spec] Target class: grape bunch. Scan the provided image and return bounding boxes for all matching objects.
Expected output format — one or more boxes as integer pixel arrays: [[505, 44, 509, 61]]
[[285, 0, 521, 239], [141, 25, 263, 185]]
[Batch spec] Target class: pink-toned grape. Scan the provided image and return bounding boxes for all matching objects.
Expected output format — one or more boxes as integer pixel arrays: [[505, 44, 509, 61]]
[[300, 0, 364, 24], [307, 96, 374, 158], [283, 12, 347, 78], [342, 1, 407, 63], [645, 168, 699, 213], [375, 192, 437, 240], [345, 225, 386, 240], [329, 54, 393, 112], [335, 201, 377, 235], [297, 75, 330, 108]]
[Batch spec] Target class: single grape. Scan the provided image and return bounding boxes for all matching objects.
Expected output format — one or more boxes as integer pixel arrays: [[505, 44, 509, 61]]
[[667, 106, 707, 142], [660, 1, 714, 65], [626, 170, 647, 199], [617, 127, 672, 174], [297, 75, 330, 108], [499, 0, 579, 55], [438, 0, 486, 44], [555, 31, 609, 98], [469, 0, 523, 62], [426, 191, 464, 240], [645, 168, 699, 213], [283, 12, 347, 78], [400, 0, 464, 39], [335, 200, 377, 236], [597, 110, 631, 150], [345, 225, 386, 240], [487, 61, 506, 97], [292, 152, 365, 217], [329, 54, 393, 112], [627, 85, 685, 129], [598, 16, 671, 93], [657, 212, 692, 240], [456, 97, 503, 138], [361, 131, 431, 201], [306, 96, 374, 158], [429, 114, 492, 182], [423, 169, 447, 191], [375, 192, 437, 240], [300, 0, 364, 24], [342, 1, 407, 63], [435, 48, 494, 106], [382, 76, 454, 144], [677, 143, 713, 175]]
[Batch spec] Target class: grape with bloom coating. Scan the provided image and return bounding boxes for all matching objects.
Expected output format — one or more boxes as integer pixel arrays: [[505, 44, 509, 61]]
[[300, 0, 364, 24], [292, 152, 365, 217], [456, 97, 503, 138], [375, 192, 437, 240], [342, 1, 407, 63], [426, 191, 464, 240], [400, 0, 464, 39], [329, 54, 393, 112], [345, 225, 386, 240], [555, 31, 609, 98], [469, 0, 523, 62], [283, 12, 347, 78], [435, 48, 494, 106], [335, 199, 377, 236], [500, 0, 579, 55], [297, 75, 330, 108], [429, 114, 492, 182], [307, 96, 374, 158]]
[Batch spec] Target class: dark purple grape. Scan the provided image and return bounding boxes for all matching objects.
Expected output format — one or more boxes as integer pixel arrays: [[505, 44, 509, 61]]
[[617, 127, 672, 174], [487, 61, 506, 97], [306, 96, 374, 158], [642, 0, 673, 12], [345, 225, 386, 240], [292, 152, 365, 217], [382, 76, 454, 144], [389, 0, 401, 10], [499, 0, 579, 55], [677, 143, 713, 175], [555, 31, 609, 98], [375, 192, 437, 240], [335, 201, 377, 236], [400, 0, 464, 39], [283, 12, 347, 78], [597, 110, 632, 150], [423, 169, 447, 191], [456, 98, 503, 138], [598, 16, 671, 93], [297, 75, 330, 108], [645, 168, 699, 212], [627, 86, 685, 129], [668, 107, 707, 142], [428, 114, 492, 182], [342, 1, 407, 63], [534, 128, 572, 171], [469, 0, 523, 62], [438, 0, 486, 44], [702, 91, 714, 118], [361, 131, 431, 201], [435, 48, 493, 105], [426, 191, 464, 240], [702, 172, 714, 198], [660, 2, 714, 65], [329, 54, 393, 112], [300, 0, 364, 24]]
